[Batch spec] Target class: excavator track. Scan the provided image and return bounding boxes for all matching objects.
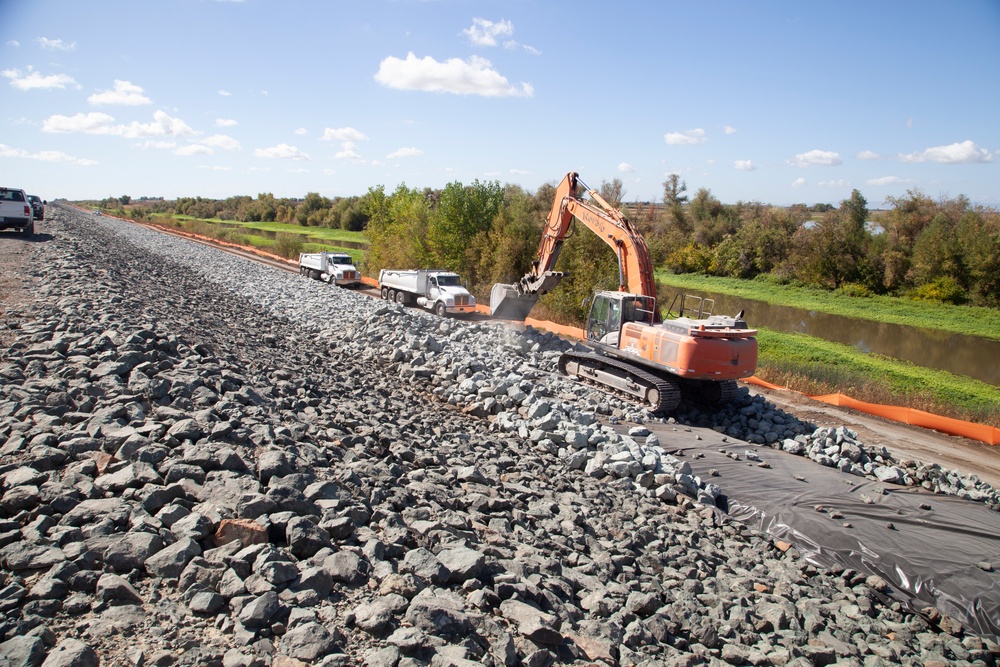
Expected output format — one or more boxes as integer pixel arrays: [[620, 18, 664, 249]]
[[558, 351, 682, 414], [681, 378, 741, 405]]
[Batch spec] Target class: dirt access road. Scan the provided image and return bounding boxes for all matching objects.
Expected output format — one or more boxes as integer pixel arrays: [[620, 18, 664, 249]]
[[749, 384, 1000, 489], [3, 218, 999, 490]]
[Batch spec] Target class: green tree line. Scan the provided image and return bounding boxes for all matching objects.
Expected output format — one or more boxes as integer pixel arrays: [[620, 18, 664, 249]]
[[360, 177, 1000, 321], [110, 178, 1000, 322], [136, 193, 369, 231]]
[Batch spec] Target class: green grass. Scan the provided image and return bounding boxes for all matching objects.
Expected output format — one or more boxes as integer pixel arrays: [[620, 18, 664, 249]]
[[756, 328, 1000, 427], [656, 271, 1000, 342], [143, 215, 365, 264], [151, 214, 368, 246]]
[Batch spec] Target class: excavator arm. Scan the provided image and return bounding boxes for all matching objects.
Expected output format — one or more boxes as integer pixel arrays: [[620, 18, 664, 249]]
[[491, 171, 658, 320]]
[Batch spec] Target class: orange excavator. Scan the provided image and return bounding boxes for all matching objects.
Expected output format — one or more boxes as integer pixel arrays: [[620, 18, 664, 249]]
[[490, 172, 758, 413]]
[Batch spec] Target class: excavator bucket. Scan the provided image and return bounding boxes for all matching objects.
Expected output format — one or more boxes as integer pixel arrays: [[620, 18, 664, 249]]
[[490, 283, 540, 320]]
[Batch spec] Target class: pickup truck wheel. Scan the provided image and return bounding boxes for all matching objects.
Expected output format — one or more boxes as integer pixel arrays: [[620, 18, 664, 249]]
[[380, 287, 389, 299], [435, 302, 447, 317], [23, 221, 34, 237]]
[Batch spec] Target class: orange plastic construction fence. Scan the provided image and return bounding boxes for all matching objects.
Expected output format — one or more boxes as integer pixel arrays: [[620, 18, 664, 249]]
[[744, 377, 1000, 446]]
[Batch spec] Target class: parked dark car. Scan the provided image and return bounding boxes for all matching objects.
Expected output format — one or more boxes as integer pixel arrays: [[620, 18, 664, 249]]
[[27, 195, 45, 220]]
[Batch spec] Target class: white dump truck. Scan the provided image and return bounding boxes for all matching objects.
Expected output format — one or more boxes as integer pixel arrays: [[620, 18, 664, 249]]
[[299, 252, 362, 287], [378, 269, 477, 316]]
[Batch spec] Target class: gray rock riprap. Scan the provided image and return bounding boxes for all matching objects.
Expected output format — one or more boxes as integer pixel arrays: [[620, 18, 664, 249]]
[[0, 205, 997, 666]]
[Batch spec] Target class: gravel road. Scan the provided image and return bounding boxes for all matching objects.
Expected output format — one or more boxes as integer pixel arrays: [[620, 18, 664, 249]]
[[1, 205, 998, 666]]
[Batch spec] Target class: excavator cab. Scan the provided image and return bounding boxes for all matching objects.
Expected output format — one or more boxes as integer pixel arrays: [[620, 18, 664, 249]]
[[586, 291, 657, 347]]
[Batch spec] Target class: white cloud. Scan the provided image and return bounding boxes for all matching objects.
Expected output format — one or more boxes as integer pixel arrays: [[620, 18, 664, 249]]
[[121, 110, 195, 138], [132, 140, 177, 150], [7, 40, 19, 48], [723, 125, 737, 135], [334, 142, 363, 159], [898, 140, 993, 164], [201, 134, 241, 150], [375, 52, 533, 97], [789, 149, 842, 167], [3, 68, 77, 90], [211, 166, 232, 171], [509, 168, 530, 175], [387, 147, 422, 159], [791, 177, 807, 188], [216, 118, 238, 127], [0, 143, 95, 166], [322, 127, 368, 142], [734, 159, 755, 171], [42, 111, 116, 133], [88, 80, 151, 106], [218, 89, 232, 97], [254, 143, 309, 159], [294, 127, 307, 135], [42, 110, 195, 138], [857, 150, 881, 160], [819, 179, 849, 188], [867, 175, 911, 186], [618, 162, 636, 173], [463, 18, 513, 47], [38, 37, 76, 51], [664, 129, 706, 145], [175, 144, 213, 156]]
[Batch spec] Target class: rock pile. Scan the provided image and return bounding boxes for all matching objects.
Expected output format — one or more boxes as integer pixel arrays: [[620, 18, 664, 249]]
[[0, 206, 997, 666]]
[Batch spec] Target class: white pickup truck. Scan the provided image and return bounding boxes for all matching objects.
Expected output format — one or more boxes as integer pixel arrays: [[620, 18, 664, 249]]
[[299, 252, 362, 287], [378, 268, 477, 316], [0, 187, 35, 236]]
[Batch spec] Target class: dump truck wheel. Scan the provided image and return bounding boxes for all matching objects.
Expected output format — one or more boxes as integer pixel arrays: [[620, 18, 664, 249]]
[[435, 302, 446, 317], [381, 287, 389, 299]]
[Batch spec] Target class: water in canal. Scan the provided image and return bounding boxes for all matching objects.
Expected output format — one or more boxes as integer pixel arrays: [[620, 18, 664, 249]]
[[664, 289, 1000, 387]]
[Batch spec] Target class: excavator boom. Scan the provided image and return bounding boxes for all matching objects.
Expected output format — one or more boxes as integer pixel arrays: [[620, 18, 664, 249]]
[[490, 172, 657, 320]]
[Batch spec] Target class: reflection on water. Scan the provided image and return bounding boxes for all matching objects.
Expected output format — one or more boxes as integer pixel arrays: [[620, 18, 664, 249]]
[[670, 289, 1000, 387]]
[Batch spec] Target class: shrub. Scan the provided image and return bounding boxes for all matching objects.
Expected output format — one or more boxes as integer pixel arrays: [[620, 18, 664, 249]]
[[836, 282, 874, 298], [908, 276, 966, 305], [273, 233, 304, 259]]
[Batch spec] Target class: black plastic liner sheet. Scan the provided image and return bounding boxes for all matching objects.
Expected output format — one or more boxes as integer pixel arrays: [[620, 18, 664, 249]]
[[674, 437, 1000, 641]]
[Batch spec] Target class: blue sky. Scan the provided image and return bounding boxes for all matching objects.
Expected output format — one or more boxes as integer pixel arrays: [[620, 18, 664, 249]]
[[2, 0, 998, 207]]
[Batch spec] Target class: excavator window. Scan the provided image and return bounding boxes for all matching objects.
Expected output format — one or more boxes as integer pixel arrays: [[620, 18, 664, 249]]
[[587, 293, 629, 345], [608, 299, 622, 333], [587, 294, 611, 341], [622, 296, 657, 325]]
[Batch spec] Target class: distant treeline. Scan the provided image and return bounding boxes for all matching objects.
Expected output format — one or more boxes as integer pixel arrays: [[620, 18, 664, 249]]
[[100, 178, 1000, 322], [103, 193, 370, 231]]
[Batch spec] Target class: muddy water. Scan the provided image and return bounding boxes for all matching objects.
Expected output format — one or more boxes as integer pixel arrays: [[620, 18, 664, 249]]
[[667, 289, 1000, 387]]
